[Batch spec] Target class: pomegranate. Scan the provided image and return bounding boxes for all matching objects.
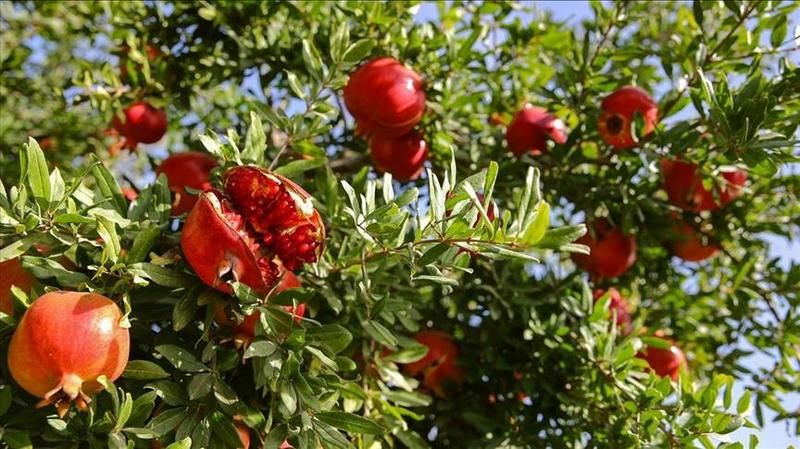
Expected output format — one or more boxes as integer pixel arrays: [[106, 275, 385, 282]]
[[505, 105, 568, 156], [343, 57, 426, 138], [214, 272, 307, 346], [668, 219, 719, 262], [156, 151, 218, 215], [637, 335, 686, 380], [181, 166, 325, 294], [8, 291, 130, 417], [660, 158, 747, 212], [593, 288, 632, 334], [402, 330, 464, 397], [112, 101, 168, 148], [571, 218, 637, 278], [0, 258, 36, 317], [597, 86, 658, 150], [369, 130, 428, 182]]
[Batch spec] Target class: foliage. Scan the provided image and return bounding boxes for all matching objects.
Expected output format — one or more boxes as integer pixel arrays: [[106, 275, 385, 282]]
[[1, 1, 799, 448]]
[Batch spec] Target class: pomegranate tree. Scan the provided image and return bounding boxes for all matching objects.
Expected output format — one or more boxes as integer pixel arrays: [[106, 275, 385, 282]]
[[156, 151, 218, 215], [181, 166, 325, 294], [7, 291, 130, 417]]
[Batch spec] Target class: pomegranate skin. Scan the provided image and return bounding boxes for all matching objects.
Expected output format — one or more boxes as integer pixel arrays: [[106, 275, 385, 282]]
[[343, 57, 426, 138], [668, 220, 719, 262], [156, 151, 218, 215], [369, 130, 428, 182], [637, 336, 686, 380], [181, 166, 324, 294], [8, 291, 130, 416], [112, 101, 168, 146], [597, 86, 658, 150], [1, 257, 36, 317], [661, 159, 747, 212], [506, 105, 568, 156], [402, 330, 464, 397], [592, 288, 632, 334], [571, 219, 637, 278]]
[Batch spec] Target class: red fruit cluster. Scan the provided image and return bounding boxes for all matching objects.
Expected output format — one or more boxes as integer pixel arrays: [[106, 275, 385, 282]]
[[597, 86, 659, 150], [401, 330, 464, 397], [506, 105, 568, 156], [112, 101, 168, 150], [8, 291, 130, 416], [343, 57, 429, 181], [156, 151, 218, 215], [181, 166, 325, 294], [0, 257, 36, 317], [661, 159, 747, 212], [571, 218, 637, 279], [214, 272, 307, 347]]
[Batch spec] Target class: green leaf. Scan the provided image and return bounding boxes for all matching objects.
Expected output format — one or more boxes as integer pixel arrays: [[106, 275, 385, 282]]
[[692, 0, 704, 27], [173, 291, 199, 332], [274, 158, 325, 178], [210, 411, 245, 449], [20, 256, 90, 288], [123, 360, 170, 380], [113, 393, 133, 432], [305, 324, 354, 354], [741, 147, 777, 177], [382, 344, 428, 364], [127, 226, 161, 264], [342, 39, 375, 65], [165, 438, 193, 449], [155, 345, 209, 372], [315, 412, 385, 435], [537, 225, 587, 249], [0, 384, 12, 416], [128, 263, 195, 288], [301, 39, 324, 79], [188, 373, 213, 400], [521, 201, 550, 245], [362, 320, 398, 348], [25, 137, 51, 210], [243, 111, 266, 164], [286, 71, 306, 100], [737, 390, 752, 414], [771, 15, 788, 48], [147, 407, 189, 436], [91, 160, 127, 215]]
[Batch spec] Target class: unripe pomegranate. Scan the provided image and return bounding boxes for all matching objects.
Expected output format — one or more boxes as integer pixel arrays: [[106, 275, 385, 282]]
[[8, 291, 130, 417], [343, 57, 426, 138], [660, 159, 747, 212], [571, 219, 637, 278], [214, 272, 307, 346], [112, 101, 168, 148], [156, 151, 218, 215], [181, 166, 325, 294], [505, 105, 568, 156], [597, 86, 658, 150], [402, 330, 464, 397], [0, 258, 36, 317], [593, 288, 632, 334], [637, 335, 686, 380], [369, 130, 428, 182], [668, 219, 719, 262]]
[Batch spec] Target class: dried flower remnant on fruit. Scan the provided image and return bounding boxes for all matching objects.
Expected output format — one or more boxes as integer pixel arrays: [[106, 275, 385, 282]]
[[598, 86, 658, 150]]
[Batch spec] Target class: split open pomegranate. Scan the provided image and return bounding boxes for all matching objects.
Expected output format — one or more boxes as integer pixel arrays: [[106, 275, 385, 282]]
[[7, 291, 130, 417], [181, 166, 325, 294]]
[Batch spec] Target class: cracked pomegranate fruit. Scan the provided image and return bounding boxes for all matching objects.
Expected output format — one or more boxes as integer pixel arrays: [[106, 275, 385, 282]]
[[214, 272, 307, 346], [181, 165, 324, 294], [8, 291, 130, 417], [668, 219, 719, 262], [343, 57, 426, 138], [661, 159, 747, 212], [637, 335, 686, 380], [112, 101, 168, 149], [597, 86, 658, 150], [402, 330, 464, 397], [1, 257, 36, 317], [593, 288, 632, 334], [571, 218, 637, 278], [156, 151, 218, 215], [369, 130, 428, 182], [506, 105, 568, 156]]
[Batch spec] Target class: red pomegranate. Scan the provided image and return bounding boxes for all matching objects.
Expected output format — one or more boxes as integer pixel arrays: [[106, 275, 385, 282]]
[[8, 291, 130, 417], [181, 166, 325, 294], [637, 335, 686, 380], [156, 151, 218, 215], [661, 159, 747, 212], [343, 57, 426, 138], [668, 219, 719, 262], [369, 130, 428, 182], [571, 219, 637, 278], [214, 272, 307, 346], [402, 330, 464, 397], [505, 105, 568, 156], [593, 288, 632, 334], [112, 101, 168, 148], [1, 258, 36, 317], [597, 86, 658, 150]]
